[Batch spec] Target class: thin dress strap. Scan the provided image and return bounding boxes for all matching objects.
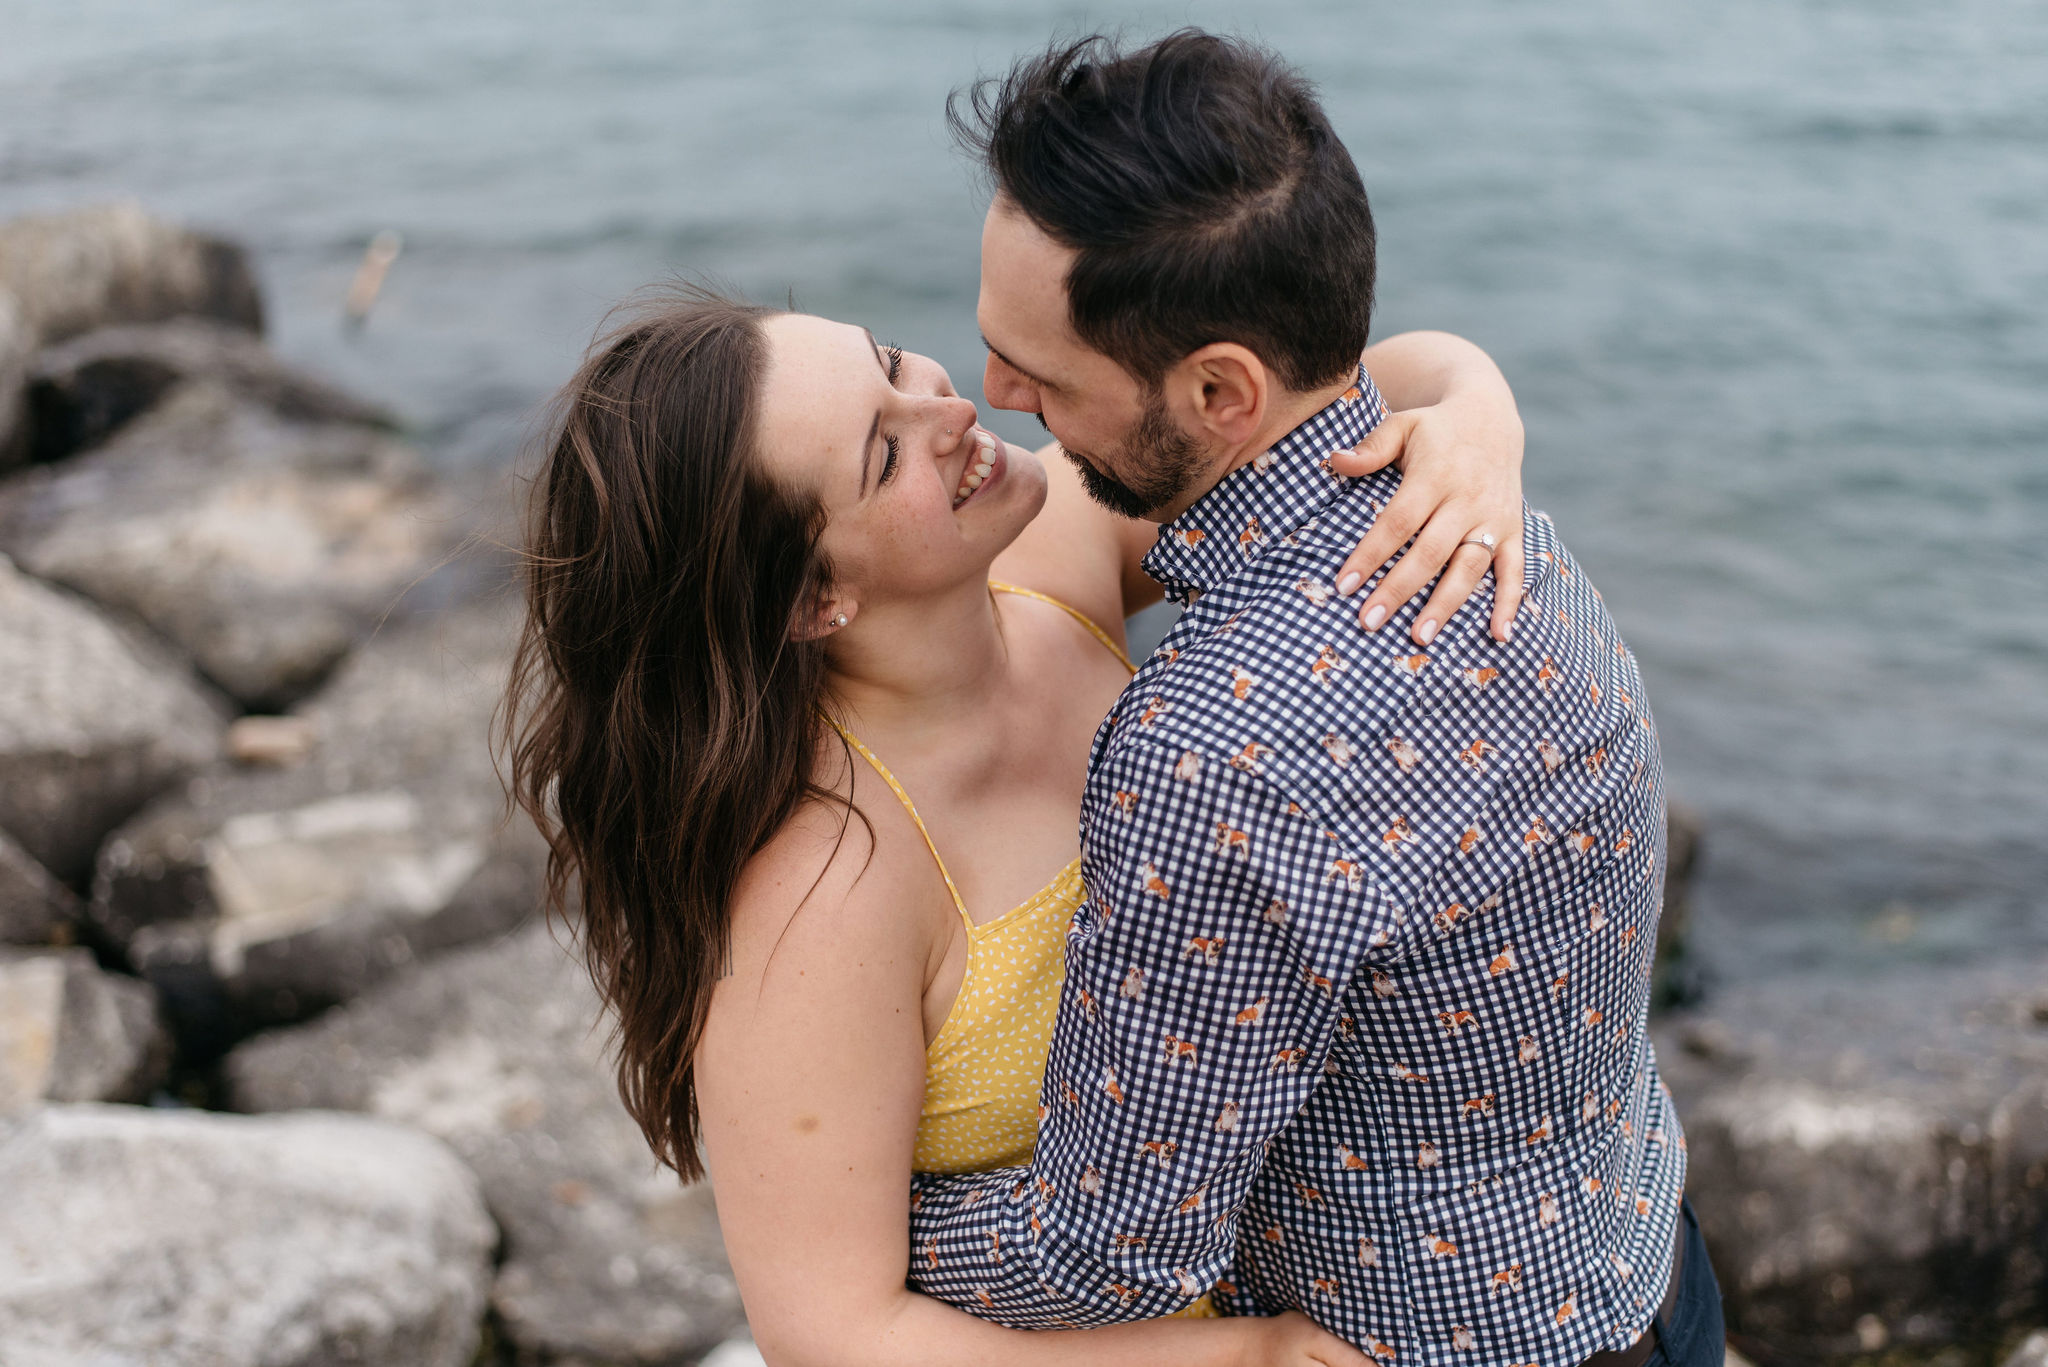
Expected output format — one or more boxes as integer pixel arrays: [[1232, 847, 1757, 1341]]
[[816, 583, 1131, 927], [987, 581, 1136, 674], [820, 713, 971, 926]]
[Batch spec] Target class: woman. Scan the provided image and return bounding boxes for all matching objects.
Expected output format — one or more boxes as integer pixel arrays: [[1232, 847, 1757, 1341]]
[[503, 288, 1527, 1367]]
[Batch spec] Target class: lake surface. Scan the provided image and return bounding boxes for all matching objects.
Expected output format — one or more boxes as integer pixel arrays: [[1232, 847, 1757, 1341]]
[[4, 0, 2042, 987]]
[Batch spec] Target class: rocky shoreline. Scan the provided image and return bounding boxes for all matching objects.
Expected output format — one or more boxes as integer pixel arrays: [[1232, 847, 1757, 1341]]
[[0, 204, 2040, 1367], [0, 203, 749, 1367]]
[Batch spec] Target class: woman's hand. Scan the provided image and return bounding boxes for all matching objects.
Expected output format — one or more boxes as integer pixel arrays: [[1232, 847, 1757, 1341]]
[[1332, 333, 1529, 646], [1237, 1311, 1377, 1367], [1328, 399, 1526, 645]]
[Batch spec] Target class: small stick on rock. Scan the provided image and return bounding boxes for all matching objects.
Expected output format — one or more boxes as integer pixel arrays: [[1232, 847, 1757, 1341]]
[[343, 230, 403, 331], [225, 715, 318, 767]]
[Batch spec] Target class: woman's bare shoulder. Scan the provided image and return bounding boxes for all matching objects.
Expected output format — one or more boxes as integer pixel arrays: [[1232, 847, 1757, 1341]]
[[724, 791, 932, 989]]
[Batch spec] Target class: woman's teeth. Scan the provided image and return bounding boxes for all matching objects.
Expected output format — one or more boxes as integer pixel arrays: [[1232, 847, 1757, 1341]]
[[954, 430, 999, 507]]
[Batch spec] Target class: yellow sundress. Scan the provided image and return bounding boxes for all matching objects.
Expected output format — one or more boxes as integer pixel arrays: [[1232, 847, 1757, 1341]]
[[824, 582, 1217, 1319]]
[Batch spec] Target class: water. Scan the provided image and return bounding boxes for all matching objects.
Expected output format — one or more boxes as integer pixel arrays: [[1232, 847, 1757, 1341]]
[[3, 0, 2043, 986]]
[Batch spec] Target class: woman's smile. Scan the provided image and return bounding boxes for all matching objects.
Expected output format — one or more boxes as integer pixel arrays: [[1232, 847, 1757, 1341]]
[[951, 428, 1006, 511]]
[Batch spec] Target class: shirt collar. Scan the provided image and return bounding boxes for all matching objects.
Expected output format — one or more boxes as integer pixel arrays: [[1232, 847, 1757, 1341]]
[[1142, 365, 1388, 605]]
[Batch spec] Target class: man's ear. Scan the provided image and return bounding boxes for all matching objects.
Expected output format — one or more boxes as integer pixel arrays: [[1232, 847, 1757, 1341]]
[[1161, 343, 1269, 447]]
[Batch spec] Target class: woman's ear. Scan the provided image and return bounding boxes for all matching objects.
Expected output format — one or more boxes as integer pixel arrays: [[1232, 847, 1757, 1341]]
[[791, 599, 854, 641]]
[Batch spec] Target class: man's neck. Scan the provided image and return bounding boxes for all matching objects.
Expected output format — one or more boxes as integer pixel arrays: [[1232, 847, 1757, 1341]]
[[1155, 373, 1359, 523]]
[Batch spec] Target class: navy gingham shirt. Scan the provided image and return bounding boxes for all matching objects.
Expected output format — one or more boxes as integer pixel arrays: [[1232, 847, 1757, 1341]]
[[908, 368, 1687, 1365]]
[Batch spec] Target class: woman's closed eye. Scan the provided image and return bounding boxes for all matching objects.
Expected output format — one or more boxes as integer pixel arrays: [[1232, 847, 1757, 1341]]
[[877, 345, 906, 486]]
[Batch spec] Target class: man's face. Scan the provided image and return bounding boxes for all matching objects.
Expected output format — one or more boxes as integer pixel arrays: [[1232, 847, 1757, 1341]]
[[977, 197, 1210, 521]]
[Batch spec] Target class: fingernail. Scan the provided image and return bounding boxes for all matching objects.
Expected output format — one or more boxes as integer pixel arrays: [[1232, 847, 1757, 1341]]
[[1417, 618, 1439, 646], [1337, 571, 1362, 596], [1501, 621, 1513, 643], [1362, 604, 1388, 631]]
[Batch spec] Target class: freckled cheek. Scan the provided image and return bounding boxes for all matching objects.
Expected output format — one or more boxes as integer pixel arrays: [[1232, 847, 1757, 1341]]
[[901, 478, 963, 530], [859, 495, 967, 570]]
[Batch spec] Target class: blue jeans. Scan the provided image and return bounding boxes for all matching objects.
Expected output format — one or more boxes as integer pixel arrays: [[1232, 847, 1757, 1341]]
[[1644, 1199, 1725, 1367]]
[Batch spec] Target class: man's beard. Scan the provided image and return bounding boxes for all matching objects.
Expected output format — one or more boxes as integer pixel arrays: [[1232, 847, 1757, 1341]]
[[1041, 392, 1206, 520]]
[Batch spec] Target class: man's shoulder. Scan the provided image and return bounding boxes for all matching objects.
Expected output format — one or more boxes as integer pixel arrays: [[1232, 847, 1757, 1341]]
[[1113, 521, 1433, 799], [1103, 499, 1650, 877]]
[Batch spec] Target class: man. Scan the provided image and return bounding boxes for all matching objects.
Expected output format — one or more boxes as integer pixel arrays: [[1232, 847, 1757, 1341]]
[[905, 31, 1723, 1367]]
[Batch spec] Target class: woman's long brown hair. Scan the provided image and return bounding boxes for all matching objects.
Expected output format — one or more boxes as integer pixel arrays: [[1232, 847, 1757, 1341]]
[[500, 286, 837, 1180]]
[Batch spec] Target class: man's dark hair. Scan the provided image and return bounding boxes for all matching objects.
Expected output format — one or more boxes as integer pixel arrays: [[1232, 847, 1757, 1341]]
[[951, 30, 1375, 393]]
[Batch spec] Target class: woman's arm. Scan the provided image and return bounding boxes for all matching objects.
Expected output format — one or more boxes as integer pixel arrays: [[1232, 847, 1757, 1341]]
[[695, 801, 1362, 1367], [1337, 330, 1528, 643]]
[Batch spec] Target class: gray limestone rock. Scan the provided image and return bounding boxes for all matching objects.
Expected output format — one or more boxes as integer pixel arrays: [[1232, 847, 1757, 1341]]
[[227, 922, 745, 1365], [0, 826, 78, 946], [0, 201, 263, 473], [0, 380, 454, 709], [0, 295, 30, 470], [700, 1336, 770, 1367], [0, 552, 228, 884], [0, 949, 167, 1110], [24, 318, 394, 465], [1655, 953, 2048, 1360], [2005, 1330, 2048, 1367], [0, 202, 262, 346], [0, 1103, 494, 1367], [92, 596, 542, 1052]]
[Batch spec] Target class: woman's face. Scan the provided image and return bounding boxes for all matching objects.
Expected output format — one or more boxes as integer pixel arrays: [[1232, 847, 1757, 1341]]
[[754, 313, 1046, 618]]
